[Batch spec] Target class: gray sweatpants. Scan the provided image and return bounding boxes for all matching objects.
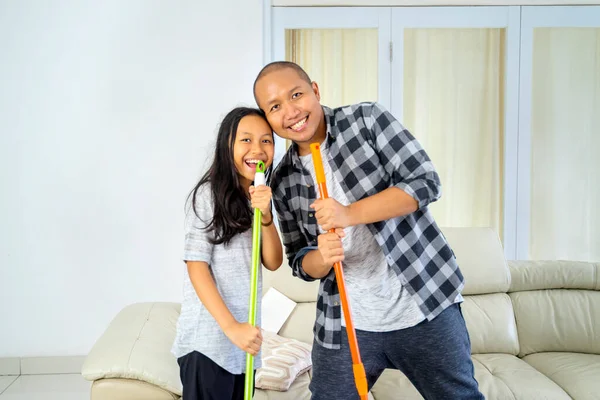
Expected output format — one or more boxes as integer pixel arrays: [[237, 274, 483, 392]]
[[309, 303, 485, 400]]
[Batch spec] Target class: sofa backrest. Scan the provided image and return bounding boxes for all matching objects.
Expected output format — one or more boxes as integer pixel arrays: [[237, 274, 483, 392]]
[[508, 260, 600, 357], [441, 227, 511, 295], [263, 263, 320, 345], [443, 227, 519, 355], [263, 227, 519, 354]]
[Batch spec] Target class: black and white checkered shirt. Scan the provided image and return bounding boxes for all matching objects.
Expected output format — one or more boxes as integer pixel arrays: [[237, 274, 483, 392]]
[[271, 102, 465, 350]]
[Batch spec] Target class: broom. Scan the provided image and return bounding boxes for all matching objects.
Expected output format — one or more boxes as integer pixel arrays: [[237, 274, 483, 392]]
[[244, 160, 265, 400]]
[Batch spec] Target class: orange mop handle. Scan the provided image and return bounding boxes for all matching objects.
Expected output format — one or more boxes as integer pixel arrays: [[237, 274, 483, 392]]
[[310, 143, 368, 400]]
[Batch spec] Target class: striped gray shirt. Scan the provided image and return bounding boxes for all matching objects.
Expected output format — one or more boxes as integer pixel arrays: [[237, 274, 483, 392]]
[[171, 183, 262, 374]]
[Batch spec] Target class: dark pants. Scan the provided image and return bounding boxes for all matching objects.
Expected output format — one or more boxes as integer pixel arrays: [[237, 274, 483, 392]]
[[309, 303, 485, 400], [178, 351, 255, 400]]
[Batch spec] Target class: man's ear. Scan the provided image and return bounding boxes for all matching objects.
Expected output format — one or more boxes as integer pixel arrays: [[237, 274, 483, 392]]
[[311, 81, 321, 101]]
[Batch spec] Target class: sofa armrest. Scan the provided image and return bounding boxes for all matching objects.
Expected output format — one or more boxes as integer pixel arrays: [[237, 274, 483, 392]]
[[82, 302, 182, 396], [91, 378, 179, 400]]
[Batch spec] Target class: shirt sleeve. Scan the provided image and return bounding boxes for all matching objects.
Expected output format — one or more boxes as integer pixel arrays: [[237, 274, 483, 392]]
[[366, 102, 442, 209], [272, 179, 318, 282], [183, 184, 214, 264]]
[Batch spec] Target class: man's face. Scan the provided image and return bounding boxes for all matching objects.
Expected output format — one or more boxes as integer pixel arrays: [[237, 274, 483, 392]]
[[254, 68, 324, 148]]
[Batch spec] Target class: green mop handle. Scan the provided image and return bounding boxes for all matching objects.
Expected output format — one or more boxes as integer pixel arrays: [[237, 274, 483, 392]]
[[244, 160, 265, 400]]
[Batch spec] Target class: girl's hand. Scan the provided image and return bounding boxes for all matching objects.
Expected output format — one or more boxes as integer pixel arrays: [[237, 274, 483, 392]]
[[224, 321, 263, 356], [249, 185, 272, 216]]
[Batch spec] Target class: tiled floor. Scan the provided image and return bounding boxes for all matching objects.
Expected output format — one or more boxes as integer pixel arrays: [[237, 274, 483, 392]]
[[0, 374, 90, 399]]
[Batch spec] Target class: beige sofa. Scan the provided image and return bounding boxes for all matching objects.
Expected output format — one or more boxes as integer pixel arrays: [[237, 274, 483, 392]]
[[82, 227, 600, 399]]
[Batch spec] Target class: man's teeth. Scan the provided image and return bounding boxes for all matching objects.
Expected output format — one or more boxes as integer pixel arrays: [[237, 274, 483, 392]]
[[291, 117, 307, 130]]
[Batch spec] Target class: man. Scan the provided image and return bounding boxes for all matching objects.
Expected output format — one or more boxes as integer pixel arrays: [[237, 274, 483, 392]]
[[253, 61, 484, 400]]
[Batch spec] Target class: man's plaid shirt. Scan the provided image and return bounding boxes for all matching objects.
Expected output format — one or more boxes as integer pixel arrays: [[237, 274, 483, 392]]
[[271, 102, 465, 350]]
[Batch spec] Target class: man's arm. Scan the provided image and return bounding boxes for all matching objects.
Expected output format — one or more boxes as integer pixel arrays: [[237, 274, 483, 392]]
[[311, 102, 440, 231], [297, 228, 346, 279], [367, 102, 442, 210], [312, 189, 417, 230], [350, 189, 418, 225], [272, 180, 319, 282]]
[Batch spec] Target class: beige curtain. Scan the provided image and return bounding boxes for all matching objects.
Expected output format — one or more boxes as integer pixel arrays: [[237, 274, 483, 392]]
[[285, 26, 599, 261], [530, 28, 600, 262], [285, 28, 505, 236], [285, 29, 378, 108], [403, 28, 506, 238]]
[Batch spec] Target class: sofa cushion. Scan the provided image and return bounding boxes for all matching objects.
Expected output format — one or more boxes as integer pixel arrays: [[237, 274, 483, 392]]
[[510, 289, 600, 357], [256, 330, 312, 391], [508, 260, 600, 292], [254, 371, 311, 400], [462, 293, 519, 355], [254, 371, 378, 400], [369, 354, 571, 400], [82, 302, 183, 396], [461, 294, 519, 355], [523, 352, 600, 400], [472, 354, 571, 399], [442, 227, 511, 295]]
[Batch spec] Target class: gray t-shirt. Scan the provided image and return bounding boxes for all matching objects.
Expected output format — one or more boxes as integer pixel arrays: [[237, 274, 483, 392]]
[[300, 143, 425, 332], [171, 183, 262, 374]]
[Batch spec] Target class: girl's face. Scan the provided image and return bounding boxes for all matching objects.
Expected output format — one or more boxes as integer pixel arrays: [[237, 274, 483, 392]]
[[232, 115, 275, 189]]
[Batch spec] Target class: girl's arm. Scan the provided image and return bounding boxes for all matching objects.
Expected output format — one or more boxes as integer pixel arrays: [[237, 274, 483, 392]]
[[249, 185, 283, 271], [259, 210, 283, 271], [187, 261, 262, 356]]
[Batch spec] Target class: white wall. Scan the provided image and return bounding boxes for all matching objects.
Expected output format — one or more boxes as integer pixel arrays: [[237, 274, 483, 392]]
[[0, 0, 264, 357]]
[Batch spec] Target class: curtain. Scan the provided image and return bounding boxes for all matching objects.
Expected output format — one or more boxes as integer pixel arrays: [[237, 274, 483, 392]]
[[403, 28, 505, 238], [286, 28, 378, 109], [530, 28, 600, 261]]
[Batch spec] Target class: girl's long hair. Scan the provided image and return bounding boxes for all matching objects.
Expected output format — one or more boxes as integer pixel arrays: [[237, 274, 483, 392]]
[[187, 107, 273, 245]]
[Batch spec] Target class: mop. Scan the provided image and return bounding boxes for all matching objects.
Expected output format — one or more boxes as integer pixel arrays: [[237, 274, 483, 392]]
[[310, 143, 368, 400]]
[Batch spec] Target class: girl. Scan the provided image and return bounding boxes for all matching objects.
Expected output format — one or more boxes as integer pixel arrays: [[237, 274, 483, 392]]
[[172, 107, 283, 400]]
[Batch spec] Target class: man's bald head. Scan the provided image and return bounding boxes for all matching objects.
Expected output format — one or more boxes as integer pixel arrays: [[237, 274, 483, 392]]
[[253, 61, 312, 107]]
